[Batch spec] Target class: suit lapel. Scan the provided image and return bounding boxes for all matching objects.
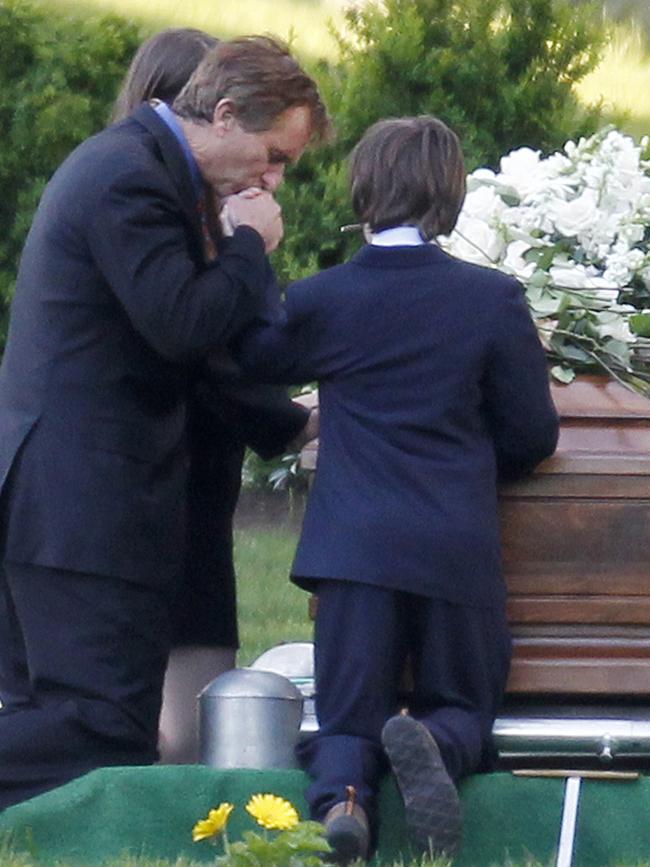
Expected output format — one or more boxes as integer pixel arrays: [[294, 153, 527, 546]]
[[131, 104, 204, 243]]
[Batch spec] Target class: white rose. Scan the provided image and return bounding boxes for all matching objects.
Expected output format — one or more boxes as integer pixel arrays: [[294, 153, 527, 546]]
[[462, 186, 506, 222], [544, 152, 573, 176], [618, 223, 646, 246], [603, 248, 644, 288], [612, 239, 631, 256], [603, 260, 632, 288], [467, 168, 496, 191], [596, 243, 612, 260], [583, 212, 621, 252], [448, 216, 505, 265], [549, 263, 616, 297], [502, 240, 537, 281], [550, 191, 599, 238], [498, 147, 548, 198], [548, 264, 589, 289], [601, 178, 646, 218], [583, 164, 607, 191], [500, 206, 545, 236], [626, 248, 646, 270]]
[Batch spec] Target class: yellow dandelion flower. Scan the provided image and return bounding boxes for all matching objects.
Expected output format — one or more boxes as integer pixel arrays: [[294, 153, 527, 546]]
[[245, 793, 299, 830], [192, 802, 234, 842]]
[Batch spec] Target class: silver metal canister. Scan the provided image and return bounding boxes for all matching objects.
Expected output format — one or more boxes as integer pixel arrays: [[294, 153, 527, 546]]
[[199, 668, 303, 769], [251, 642, 317, 737]]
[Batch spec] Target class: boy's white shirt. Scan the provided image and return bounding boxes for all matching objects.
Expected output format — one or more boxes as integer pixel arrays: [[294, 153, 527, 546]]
[[369, 226, 425, 246]]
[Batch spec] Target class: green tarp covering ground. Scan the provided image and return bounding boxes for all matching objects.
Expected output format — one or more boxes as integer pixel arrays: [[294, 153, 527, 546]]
[[0, 766, 647, 865]]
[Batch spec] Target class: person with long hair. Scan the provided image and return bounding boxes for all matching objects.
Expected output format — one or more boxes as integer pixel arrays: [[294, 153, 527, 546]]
[[111, 28, 219, 123]]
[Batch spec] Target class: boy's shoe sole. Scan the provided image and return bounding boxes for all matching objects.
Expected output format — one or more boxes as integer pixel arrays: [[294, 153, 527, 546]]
[[381, 714, 462, 857]]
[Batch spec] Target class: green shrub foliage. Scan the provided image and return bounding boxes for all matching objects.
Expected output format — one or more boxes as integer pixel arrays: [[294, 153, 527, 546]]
[[272, 0, 607, 287], [0, 0, 139, 347], [0, 0, 607, 361]]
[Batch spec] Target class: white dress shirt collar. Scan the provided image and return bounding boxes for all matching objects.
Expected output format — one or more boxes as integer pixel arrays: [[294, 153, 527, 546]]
[[369, 225, 425, 246]]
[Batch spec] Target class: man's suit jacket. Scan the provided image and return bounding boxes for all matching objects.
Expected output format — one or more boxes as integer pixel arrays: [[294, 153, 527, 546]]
[[0, 104, 303, 587], [237, 242, 559, 606]]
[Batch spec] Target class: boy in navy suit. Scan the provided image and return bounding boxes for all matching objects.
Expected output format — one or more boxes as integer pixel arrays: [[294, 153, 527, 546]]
[[237, 116, 559, 863]]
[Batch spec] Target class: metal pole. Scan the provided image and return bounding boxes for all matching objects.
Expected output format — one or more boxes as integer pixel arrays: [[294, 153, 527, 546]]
[[512, 769, 639, 867], [555, 776, 581, 867]]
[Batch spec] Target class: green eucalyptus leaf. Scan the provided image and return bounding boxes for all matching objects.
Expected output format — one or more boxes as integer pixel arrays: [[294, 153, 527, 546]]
[[529, 290, 564, 316], [525, 284, 544, 303], [556, 292, 574, 315], [630, 313, 650, 337], [527, 268, 551, 289], [553, 341, 592, 363], [551, 365, 576, 384], [604, 338, 632, 364], [500, 191, 520, 207], [525, 244, 558, 271], [626, 375, 650, 397]]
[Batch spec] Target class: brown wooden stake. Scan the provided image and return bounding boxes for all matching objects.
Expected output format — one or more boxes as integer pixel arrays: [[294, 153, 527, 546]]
[[344, 785, 357, 815]]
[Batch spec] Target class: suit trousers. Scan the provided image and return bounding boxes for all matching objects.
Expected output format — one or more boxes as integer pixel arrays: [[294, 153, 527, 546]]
[[0, 559, 173, 810], [296, 580, 512, 827]]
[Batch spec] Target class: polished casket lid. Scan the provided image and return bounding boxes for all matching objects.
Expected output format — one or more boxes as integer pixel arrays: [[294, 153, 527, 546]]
[[536, 376, 650, 476]]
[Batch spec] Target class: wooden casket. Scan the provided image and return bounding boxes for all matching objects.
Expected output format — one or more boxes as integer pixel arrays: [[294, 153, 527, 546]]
[[301, 377, 650, 763], [496, 376, 650, 765], [501, 376, 650, 698]]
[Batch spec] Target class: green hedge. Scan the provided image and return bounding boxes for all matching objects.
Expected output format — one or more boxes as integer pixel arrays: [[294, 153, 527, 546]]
[[0, 0, 140, 344], [272, 0, 607, 287]]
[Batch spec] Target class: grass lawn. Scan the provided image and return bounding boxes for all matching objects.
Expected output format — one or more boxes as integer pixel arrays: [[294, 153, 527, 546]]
[[0, 852, 516, 867], [234, 524, 312, 665], [56, 0, 346, 59], [576, 25, 650, 140], [0, 859, 459, 867], [0, 834, 460, 866]]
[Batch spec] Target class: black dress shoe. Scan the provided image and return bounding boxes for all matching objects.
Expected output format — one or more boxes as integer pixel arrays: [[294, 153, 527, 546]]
[[381, 713, 462, 857], [323, 793, 369, 865]]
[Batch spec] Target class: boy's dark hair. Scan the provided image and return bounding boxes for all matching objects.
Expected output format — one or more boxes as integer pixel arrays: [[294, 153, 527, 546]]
[[349, 116, 466, 239], [173, 35, 331, 144], [111, 28, 219, 123]]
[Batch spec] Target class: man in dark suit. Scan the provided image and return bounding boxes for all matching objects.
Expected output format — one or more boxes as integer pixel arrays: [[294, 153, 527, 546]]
[[108, 26, 318, 764], [236, 116, 559, 863], [0, 35, 328, 810]]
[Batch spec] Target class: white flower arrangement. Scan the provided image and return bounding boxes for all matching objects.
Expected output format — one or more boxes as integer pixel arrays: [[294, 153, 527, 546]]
[[440, 127, 650, 394]]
